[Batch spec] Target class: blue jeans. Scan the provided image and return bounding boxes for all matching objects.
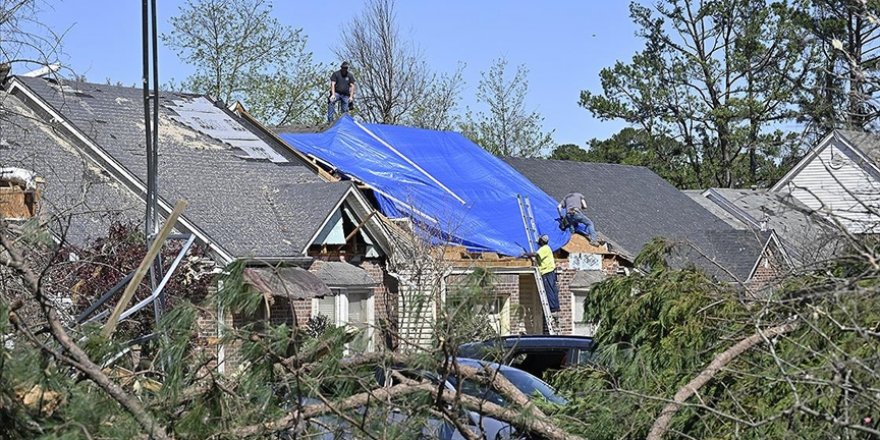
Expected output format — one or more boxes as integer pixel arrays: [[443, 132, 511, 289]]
[[566, 210, 597, 242], [541, 270, 560, 312], [327, 93, 351, 122]]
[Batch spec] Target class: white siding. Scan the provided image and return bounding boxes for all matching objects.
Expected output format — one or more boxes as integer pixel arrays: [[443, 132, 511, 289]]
[[394, 269, 440, 351], [781, 141, 880, 234]]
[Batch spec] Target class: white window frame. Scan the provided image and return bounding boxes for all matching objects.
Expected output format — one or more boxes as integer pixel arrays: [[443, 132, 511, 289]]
[[312, 288, 375, 352], [571, 290, 595, 336]]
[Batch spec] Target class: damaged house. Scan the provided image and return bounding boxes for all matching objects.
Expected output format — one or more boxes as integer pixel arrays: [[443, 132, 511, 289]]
[[277, 117, 788, 344], [0, 76, 394, 368], [278, 116, 578, 345]]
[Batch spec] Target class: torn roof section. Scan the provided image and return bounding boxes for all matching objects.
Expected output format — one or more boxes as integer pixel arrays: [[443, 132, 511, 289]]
[[278, 115, 570, 257], [0, 90, 144, 246], [7, 76, 368, 262]]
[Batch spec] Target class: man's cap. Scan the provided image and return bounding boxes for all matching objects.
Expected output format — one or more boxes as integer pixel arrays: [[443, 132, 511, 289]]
[[341, 61, 350, 68], [538, 234, 549, 244]]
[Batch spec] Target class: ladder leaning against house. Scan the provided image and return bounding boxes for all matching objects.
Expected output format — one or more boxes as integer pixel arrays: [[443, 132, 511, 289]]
[[516, 194, 558, 335]]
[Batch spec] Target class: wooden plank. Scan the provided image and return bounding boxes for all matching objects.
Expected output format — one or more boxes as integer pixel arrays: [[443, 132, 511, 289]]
[[101, 200, 187, 338], [562, 234, 608, 254]]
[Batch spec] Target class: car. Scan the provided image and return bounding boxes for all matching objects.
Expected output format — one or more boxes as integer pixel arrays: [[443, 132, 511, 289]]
[[456, 335, 596, 379], [377, 357, 567, 439]]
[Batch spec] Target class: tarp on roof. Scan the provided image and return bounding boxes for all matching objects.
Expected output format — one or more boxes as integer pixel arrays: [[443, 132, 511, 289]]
[[279, 116, 569, 256]]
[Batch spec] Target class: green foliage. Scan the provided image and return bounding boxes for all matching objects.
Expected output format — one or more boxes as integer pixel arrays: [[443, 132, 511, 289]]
[[581, 0, 808, 188], [553, 242, 880, 439], [461, 57, 555, 158], [792, 0, 880, 131], [163, 0, 326, 125]]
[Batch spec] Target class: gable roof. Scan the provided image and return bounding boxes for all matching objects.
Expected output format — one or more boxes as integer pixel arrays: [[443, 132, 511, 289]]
[[685, 188, 840, 267], [503, 157, 774, 282], [772, 129, 880, 192], [666, 230, 775, 283], [278, 116, 569, 256], [7, 76, 359, 262]]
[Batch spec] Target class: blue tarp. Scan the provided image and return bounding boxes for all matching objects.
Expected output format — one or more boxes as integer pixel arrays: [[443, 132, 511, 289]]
[[279, 116, 570, 256]]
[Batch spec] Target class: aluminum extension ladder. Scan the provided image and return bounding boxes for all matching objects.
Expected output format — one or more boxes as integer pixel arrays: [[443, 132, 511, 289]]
[[516, 194, 557, 335]]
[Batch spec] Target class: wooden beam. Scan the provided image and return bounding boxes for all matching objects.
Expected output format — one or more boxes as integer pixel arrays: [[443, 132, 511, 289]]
[[344, 210, 377, 243], [101, 200, 187, 338]]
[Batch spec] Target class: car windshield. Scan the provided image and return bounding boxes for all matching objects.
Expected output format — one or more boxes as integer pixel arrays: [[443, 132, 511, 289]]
[[448, 364, 567, 407]]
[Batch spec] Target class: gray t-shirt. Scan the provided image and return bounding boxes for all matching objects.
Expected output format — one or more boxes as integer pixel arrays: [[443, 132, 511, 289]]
[[561, 192, 585, 211]]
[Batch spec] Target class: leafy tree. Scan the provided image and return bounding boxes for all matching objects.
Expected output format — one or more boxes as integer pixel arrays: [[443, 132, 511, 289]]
[[581, 0, 809, 188], [549, 143, 591, 162], [795, 0, 880, 132], [163, 0, 326, 126], [462, 57, 555, 157]]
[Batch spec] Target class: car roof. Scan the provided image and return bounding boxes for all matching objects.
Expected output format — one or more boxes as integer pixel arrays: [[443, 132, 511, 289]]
[[465, 335, 595, 350]]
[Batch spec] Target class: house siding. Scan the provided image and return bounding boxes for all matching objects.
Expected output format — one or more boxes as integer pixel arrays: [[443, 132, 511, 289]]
[[780, 140, 880, 233]]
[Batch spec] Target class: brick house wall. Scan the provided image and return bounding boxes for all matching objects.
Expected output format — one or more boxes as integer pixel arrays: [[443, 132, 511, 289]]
[[747, 244, 785, 293]]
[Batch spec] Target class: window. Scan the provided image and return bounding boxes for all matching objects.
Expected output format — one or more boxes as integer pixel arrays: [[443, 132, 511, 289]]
[[312, 288, 375, 352], [445, 294, 510, 335], [572, 291, 595, 336]]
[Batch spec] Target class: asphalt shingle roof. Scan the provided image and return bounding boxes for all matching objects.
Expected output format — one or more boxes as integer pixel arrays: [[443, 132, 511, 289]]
[[13, 76, 350, 259], [503, 157, 768, 281], [0, 92, 144, 246], [313, 261, 377, 287], [686, 188, 840, 267], [667, 230, 770, 283]]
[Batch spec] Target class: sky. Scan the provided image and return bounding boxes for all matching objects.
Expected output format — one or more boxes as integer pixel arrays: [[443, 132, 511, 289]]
[[28, 0, 644, 148]]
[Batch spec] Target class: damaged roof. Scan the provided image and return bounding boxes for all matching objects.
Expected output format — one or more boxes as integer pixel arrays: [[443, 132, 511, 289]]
[[685, 188, 842, 268], [0, 91, 144, 246], [503, 157, 774, 282], [9, 76, 354, 261], [313, 261, 377, 288]]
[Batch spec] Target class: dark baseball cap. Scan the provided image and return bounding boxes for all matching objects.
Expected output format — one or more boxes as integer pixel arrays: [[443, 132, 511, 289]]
[[341, 61, 350, 68]]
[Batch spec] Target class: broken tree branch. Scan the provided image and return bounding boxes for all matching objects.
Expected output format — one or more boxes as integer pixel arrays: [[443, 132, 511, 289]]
[[646, 321, 800, 440], [0, 222, 172, 440]]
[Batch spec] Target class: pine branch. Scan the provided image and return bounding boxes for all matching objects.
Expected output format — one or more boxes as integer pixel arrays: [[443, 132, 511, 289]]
[[0, 223, 172, 440], [646, 321, 800, 440]]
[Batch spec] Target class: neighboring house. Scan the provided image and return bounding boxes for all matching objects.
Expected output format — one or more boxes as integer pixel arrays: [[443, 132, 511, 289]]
[[686, 188, 842, 269], [503, 158, 789, 290], [771, 129, 880, 234], [1, 76, 394, 368]]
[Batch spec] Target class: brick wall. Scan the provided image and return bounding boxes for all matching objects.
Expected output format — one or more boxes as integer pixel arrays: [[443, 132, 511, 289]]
[[748, 246, 784, 293]]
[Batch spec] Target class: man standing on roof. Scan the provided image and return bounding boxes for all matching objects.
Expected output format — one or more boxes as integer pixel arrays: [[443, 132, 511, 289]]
[[559, 192, 599, 246], [533, 234, 560, 326], [327, 61, 356, 122]]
